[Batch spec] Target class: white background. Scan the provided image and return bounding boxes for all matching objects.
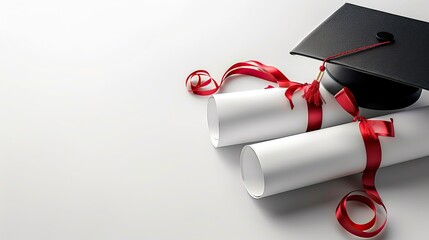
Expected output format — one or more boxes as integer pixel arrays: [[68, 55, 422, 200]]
[[1, 0, 429, 239]]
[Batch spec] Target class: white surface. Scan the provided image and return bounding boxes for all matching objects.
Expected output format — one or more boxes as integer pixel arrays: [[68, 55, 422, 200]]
[[1, 0, 429, 239], [241, 106, 429, 198]]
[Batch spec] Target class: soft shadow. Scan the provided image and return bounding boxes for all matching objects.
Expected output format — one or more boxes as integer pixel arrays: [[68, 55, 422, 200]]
[[377, 155, 429, 189], [214, 144, 245, 168]]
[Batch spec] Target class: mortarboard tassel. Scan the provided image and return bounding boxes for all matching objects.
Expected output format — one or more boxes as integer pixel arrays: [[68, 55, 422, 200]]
[[302, 65, 326, 106]]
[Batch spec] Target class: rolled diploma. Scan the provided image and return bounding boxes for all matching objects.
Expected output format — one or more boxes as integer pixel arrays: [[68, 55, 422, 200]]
[[207, 85, 425, 147], [240, 106, 429, 198]]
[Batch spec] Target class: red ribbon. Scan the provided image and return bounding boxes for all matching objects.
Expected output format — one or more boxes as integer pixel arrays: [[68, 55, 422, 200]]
[[334, 88, 395, 238], [185, 60, 323, 131]]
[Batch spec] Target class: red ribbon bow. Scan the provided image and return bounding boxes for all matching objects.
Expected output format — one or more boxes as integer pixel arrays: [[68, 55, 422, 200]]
[[334, 88, 395, 238], [185, 60, 323, 131]]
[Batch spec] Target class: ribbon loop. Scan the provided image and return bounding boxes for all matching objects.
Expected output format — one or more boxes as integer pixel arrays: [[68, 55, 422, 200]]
[[335, 87, 360, 117], [284, 83, 308, 109], [185, 60, 293, 96], [186, 60, 324, 132], [334, 87, 395, 238]]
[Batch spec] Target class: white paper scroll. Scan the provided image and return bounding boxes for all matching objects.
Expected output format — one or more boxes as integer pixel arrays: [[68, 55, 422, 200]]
[[207, 84, 426, 148], [240, 106, 429, 199]]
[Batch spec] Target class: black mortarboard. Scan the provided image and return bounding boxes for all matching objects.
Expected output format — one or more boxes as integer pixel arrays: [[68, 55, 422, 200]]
[[290, 3, 429, 110]]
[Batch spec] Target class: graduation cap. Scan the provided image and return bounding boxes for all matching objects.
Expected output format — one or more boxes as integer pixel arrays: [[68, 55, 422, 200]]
[[291, 3, 429, 110]]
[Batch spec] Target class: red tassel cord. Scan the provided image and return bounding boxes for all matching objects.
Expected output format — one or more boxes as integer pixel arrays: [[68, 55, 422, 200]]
[[302, 40, 392, 106]]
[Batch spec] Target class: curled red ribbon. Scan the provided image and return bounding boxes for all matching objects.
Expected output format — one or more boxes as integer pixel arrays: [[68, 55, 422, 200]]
[[185, 60, 323, 131], [334, 88, 395, 238]]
